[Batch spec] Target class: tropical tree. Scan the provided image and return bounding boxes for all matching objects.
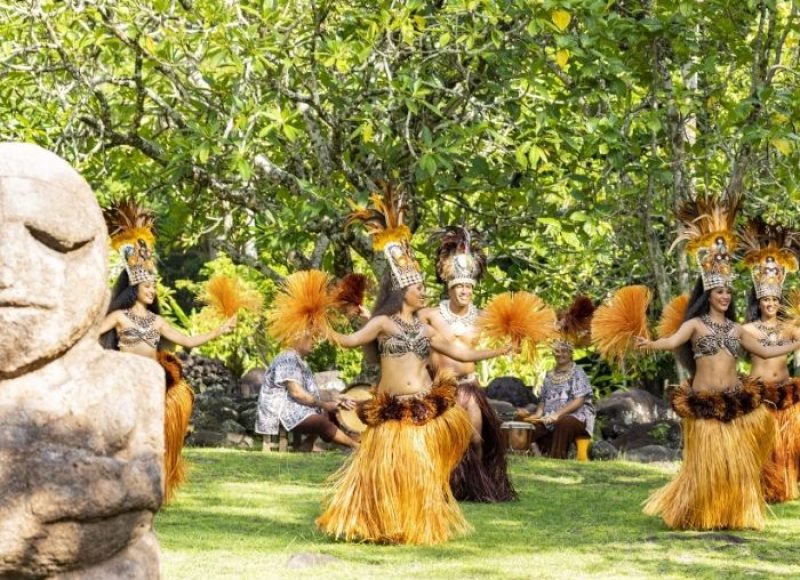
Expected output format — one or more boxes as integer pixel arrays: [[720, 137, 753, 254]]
[[2, 0, 798, 384]]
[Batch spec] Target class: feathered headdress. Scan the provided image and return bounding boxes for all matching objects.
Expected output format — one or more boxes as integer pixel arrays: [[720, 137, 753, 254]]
[[104, 200, 157, 285], [433, 225, 487, 288], [555, 295, 595, 348], [346, 183, 423, 289], [671, 194, 741, 291], [739, 217, 799, 299]]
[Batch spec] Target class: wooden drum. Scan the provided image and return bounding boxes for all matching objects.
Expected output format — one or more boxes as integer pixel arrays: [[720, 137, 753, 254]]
[[501, 421, 534, 454], [335, 384, 374, 434]]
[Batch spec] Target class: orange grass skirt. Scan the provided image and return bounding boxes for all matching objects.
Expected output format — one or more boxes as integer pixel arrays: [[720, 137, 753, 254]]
[[760, 377, 800, 503], [158, 352, 195, 504], [317, 373, 472, 545], [644, 382, 775, 530]]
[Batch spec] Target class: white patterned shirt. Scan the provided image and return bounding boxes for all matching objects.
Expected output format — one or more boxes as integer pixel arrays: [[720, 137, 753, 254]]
[[540, 364, 595, 436], [255, 350, 322, 435]]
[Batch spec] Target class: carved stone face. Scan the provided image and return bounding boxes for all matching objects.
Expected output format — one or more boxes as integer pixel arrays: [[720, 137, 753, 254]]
[[0, 143, 108, 377]]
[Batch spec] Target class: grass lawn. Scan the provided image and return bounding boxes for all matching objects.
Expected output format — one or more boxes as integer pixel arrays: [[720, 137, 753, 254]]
[[156, 449, 800, 579]]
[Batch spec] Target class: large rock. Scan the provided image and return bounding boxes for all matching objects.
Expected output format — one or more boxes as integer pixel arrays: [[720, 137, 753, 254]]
[[237, 399, 259, 432], [191, 430, 226, 446], [486, 376, 538, 408], [609, 420, 682, 452], [286, 552, 340, 569], [589, 440, 619, 461], [188, 374, 259, 447], [625, 445, 678, 463], [0, 144, 162, 577], [595, 388, 675, 439], [489, 399, 517, 422], [181, 353, 236, 393]]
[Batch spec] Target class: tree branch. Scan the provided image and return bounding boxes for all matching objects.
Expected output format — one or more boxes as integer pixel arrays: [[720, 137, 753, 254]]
[[216, 241, 285, 284]]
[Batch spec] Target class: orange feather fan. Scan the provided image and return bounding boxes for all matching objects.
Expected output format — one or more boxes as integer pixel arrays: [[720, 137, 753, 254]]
[[331, 273, 369, 308], [657, 294, 689, 338], [478, 292, 557, 361], [591, 285, 652, 364], [200, 274, 263, 319], [266, 270, 336, 344]]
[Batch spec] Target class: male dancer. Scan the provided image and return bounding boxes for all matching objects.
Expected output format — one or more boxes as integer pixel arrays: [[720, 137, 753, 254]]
[[421, 226, 516, 502]]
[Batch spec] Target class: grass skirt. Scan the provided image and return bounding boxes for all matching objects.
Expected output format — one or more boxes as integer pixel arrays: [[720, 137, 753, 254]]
[[760, 377, 800, 503], [158, 352, 195, 504], [450, 379, 517, 502], [644, 379, 775, 530], [316, 373, 472, 545]]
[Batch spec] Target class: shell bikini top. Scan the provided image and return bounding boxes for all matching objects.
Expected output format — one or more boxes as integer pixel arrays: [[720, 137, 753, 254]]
[[377, 315, 431, 360], [118, 309, 160, 350], [692, 315, 741, 359]]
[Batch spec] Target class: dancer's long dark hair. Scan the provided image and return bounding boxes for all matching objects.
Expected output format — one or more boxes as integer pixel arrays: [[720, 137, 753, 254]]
[[674, 276, 737, 375], [100, 271, 162, 350]]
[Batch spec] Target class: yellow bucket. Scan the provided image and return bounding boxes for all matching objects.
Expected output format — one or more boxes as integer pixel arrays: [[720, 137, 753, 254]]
[[576, 437, 591, 462]]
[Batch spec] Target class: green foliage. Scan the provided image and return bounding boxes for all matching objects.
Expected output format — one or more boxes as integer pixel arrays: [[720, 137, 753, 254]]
[[304, 339, 363, 383], [170, 254, 276, 376], [3, 0, 799, 392], [649, 422, 672, 444]]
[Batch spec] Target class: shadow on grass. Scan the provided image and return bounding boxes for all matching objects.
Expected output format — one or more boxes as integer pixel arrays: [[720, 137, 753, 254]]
[[157, 449, 800, 578]]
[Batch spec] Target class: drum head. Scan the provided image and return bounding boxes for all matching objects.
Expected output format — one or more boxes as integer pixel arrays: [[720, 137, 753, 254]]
[[336, 385, 374, 434], [501, 420, 534, 430]]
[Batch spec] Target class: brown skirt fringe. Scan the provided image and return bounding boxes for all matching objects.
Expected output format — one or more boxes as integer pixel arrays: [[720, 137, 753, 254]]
[[357, 378, 455, 426], [158, 352, 195, 504], [759, 377, 800, 503], [450, 380, 517, 502], [317, 372, 472, 545], [644, 391, 775, 530], [670, 376, 762, 422]]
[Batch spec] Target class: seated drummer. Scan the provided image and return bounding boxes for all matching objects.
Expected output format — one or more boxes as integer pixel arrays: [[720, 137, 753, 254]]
[[518, 341, 595, 459], [255, 332, 359, 451]]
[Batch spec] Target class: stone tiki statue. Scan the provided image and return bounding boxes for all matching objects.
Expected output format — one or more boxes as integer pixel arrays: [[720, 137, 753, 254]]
[[0, 143, 164, 578]]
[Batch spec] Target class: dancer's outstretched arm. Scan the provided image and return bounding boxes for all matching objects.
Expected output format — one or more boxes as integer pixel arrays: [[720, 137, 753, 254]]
[[638, 319, 697, 351], [328, 316, 388, 348], [430, 330, 513, 362], [740, 328, 800, 359], [158, 315, 236, 348]]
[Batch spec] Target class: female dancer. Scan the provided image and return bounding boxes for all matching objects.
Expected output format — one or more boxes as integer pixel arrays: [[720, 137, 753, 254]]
[[636, 195, 799, 530], [639, 281, 798, 529], [99, 202, 234, 502], [740, 218, 800, 503], [316, 274, 512, 544]]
